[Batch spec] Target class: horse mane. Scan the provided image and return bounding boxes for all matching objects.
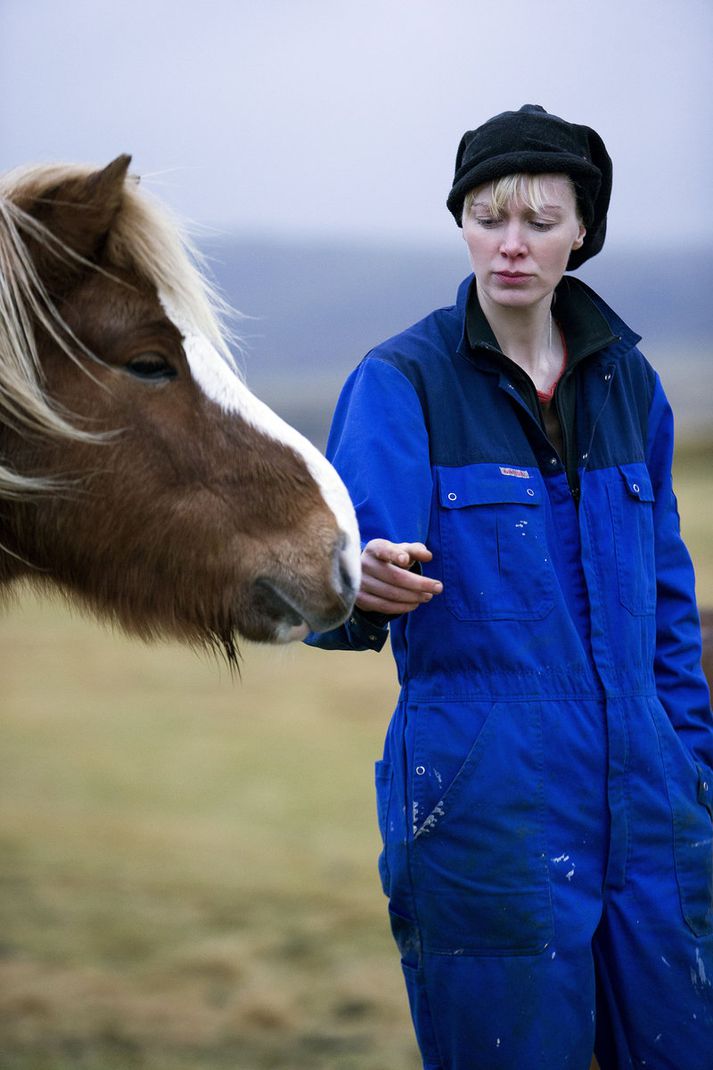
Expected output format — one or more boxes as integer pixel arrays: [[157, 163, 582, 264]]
[[0, 162, 237, 499]]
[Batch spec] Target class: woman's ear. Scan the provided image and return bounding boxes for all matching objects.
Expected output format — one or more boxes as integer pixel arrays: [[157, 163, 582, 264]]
[[572, 223, 587, 251]]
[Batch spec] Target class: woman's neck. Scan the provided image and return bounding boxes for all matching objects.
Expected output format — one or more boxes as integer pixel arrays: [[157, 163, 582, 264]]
[[477, 284, 562, 393]]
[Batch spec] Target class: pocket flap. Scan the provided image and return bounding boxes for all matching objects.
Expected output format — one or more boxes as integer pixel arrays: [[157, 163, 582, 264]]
[[438, 464, 542, 508], [618, 463, 655, 502]]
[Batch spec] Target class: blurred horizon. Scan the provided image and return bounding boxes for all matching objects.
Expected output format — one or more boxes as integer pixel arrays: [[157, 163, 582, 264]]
[[195, 232, 713, 446], [3, 0, 710, 442]]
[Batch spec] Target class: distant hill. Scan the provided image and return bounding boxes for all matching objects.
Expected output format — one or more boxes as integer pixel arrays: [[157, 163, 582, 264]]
[[202, 235, 713, 444]]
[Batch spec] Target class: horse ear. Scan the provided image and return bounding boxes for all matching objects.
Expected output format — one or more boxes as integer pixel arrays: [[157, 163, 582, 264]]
[[29, 154, 132, 285]]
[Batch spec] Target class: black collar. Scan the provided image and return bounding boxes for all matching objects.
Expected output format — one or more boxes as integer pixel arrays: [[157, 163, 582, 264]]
[[465, 273, 619, 370]]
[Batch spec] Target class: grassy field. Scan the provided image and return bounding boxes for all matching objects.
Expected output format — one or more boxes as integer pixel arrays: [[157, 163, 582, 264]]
[[1, 446, 711, 1070]]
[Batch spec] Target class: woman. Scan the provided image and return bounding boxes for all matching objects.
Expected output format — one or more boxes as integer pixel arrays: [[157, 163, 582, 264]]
[[307, 105, 713, 1069]]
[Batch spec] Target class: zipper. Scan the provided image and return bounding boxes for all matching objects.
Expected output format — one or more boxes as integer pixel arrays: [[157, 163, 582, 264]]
[[488, 338, 622, 502], [553, 338, 621, 502], [582, 362, 618, 467]]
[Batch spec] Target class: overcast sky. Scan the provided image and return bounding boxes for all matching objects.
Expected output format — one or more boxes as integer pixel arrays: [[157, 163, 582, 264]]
[[1, 0, 711, 250]]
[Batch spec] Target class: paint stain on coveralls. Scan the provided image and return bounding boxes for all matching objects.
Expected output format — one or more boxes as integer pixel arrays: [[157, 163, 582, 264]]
[[415, 801, 445, 837], [691, 947, 710, 989], [551, 852, 576, 879]]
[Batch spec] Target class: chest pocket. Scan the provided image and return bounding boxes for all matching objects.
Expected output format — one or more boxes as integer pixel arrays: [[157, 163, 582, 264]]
[[437, 465, 555, 622], [606, 463, 656, 616]]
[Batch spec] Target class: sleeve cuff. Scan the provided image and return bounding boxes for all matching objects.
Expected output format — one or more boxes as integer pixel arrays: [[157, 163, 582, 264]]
[[345, 606, 390, 651]]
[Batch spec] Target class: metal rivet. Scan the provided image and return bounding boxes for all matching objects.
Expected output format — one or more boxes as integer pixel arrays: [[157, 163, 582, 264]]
[[549, 457, 558, 466], [447, 492, 457, 501], [582, 452, 588, 460], [416, 765, 426, 776], [526, 488, 535, 497], [368, 634, 376, 642], [604, 372, 612, 381]]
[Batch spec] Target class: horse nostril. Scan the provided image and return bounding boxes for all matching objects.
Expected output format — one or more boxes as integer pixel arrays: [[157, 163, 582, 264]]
[[333, 537, 359, 607], [339, 558, 355, 599], [252, 577, 304, 627]]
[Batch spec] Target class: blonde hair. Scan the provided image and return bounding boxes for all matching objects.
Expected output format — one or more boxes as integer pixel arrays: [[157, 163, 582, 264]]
[[464, 173, 582, 222]]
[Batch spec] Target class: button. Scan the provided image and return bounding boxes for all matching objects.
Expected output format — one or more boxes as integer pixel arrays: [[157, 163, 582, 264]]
[[582, 452, 588, 461], [549, 457, 558, 466], [604, 372, 612, 381], [368, 634, 376, 642], [416, 765, 426, 776], [447, 492, 457, 501], [526, 488, 535, 497], [632, 483, 640, 493], [704, 781, 709, 792]]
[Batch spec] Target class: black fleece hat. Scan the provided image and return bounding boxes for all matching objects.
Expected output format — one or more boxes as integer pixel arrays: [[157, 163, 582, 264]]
[[447, 104, 612, 269]]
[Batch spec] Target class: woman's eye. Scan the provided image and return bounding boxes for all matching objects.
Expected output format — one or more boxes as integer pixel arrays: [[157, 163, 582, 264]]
[[475, 217, 501, 228], [126, 353, 177, 381], [530, 220, 555, 231]]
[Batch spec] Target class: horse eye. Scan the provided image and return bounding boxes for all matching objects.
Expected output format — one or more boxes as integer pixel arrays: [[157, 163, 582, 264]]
[[126, 353, 177, 381]]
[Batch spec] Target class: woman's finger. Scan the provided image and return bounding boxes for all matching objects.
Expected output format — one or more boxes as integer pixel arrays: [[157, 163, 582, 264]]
[[355, 590, 427, 615], [366, 540, 411, 567], [395, 542, 433, 564], [362, 560, 442, 595], [360, 573, 433, 604]]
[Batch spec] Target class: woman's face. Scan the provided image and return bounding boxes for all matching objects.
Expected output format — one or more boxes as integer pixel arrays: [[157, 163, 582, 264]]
[[462, 174, 586, 311]]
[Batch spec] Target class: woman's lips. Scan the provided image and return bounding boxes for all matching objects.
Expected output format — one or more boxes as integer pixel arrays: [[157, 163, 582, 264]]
[[493, 271, 533, 284]]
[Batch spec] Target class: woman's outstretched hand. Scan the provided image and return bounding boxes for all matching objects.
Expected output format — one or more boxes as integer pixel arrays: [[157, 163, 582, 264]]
[[356, 539, 443, 615]]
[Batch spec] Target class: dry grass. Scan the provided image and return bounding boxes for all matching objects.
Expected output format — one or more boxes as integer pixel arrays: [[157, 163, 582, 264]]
[[0, 597, 418, 1069], [0, 446, 711, 1069]]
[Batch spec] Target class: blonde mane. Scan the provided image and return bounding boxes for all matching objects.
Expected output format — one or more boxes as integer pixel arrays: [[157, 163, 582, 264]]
[[0, 162, 237, 499]]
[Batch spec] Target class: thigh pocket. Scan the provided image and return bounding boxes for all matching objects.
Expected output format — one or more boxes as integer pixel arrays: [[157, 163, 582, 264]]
[[375, 760, 394, 896], [437, 464, 555, 622], [606, 463, 656, 616], [411, 701, 554, 955], [653, 705, 713, 936], [677, 762, 713, 936]]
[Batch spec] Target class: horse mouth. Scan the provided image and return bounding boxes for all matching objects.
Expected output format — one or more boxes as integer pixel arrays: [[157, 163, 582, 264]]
[[251, 575, 351, 642]]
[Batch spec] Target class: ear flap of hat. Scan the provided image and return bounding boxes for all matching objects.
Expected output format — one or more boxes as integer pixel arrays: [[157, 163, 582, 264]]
[[567, 125, 612, 269], [453, 131, 471, 178]]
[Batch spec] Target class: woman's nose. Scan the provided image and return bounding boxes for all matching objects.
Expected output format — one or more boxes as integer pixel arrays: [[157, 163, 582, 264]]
[[500, 223, 527, 257]]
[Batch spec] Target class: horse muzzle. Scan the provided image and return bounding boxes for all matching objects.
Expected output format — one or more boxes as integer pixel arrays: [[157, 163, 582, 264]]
[[251, 534, 360, 643]]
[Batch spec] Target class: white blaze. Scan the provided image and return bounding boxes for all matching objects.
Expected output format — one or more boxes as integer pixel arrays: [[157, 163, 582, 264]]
[[160, 296, 361, 592]]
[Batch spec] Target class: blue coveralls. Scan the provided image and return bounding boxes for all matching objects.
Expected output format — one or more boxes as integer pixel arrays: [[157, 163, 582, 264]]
[[307, 275, 713, 1069]]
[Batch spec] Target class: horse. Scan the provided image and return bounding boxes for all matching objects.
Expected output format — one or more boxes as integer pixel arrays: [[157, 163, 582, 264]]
[[0, 154, 360, 663]]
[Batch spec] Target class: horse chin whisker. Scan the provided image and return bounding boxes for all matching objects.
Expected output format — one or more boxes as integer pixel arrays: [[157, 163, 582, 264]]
[[193, 627, 242, 679], [218, 630, 241, 678]]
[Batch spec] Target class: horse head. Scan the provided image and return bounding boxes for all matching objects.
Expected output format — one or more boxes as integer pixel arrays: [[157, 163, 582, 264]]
[[0, 156, 361, 659]]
